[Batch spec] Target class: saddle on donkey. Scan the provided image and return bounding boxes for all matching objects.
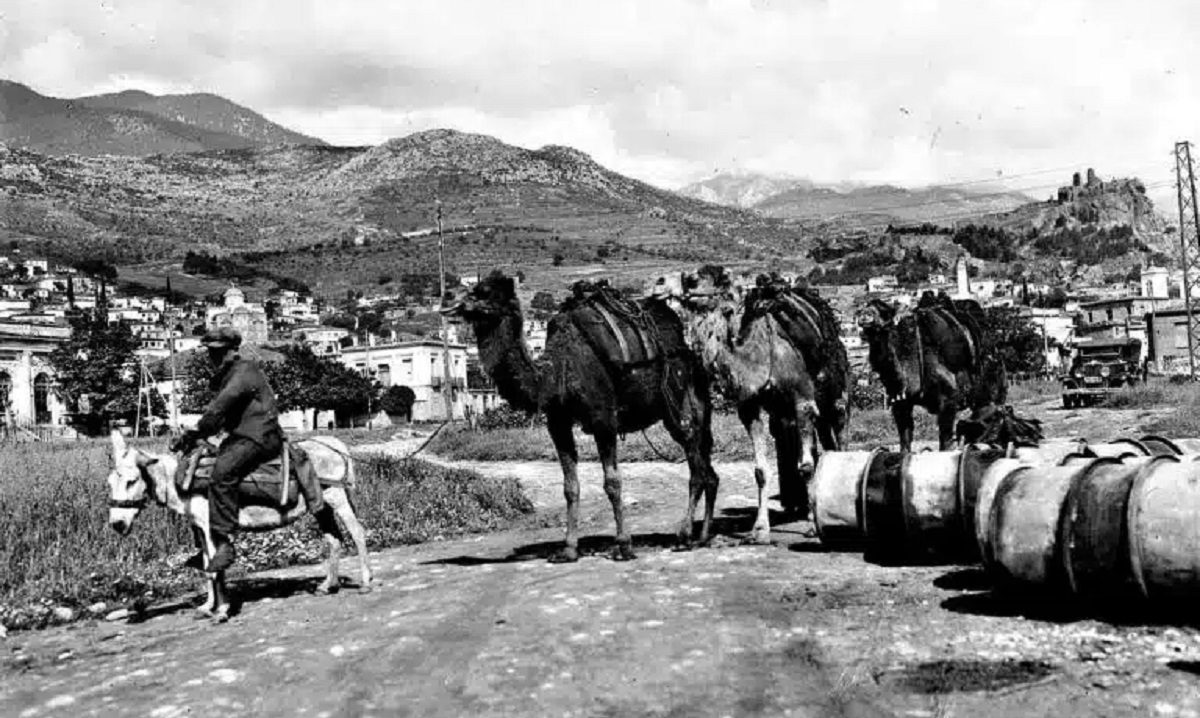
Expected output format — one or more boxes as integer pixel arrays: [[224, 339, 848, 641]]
[[176, 438, 328, 513]]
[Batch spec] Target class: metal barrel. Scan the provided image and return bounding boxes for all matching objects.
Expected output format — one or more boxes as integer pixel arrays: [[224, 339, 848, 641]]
[[810, 448, 881, 547], [1127, 455, 1200, 602]]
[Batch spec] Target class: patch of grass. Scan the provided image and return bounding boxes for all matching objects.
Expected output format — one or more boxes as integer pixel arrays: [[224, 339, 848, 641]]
[[425, 411, 757, 462], [0, 439, 532, 631], [1140, 380, 1200, 437], [1007, 379, 1061, 405], [1102, 379, 1192, 410], [427, 405, 946, 459]]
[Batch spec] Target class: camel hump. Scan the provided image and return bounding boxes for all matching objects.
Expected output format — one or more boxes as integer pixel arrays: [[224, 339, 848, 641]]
[[563, 281, 665, 369]]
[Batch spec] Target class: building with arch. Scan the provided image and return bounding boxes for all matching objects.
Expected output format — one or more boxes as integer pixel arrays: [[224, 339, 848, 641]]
[[0, 321, 69, 429], [205, 286, 269, 345]]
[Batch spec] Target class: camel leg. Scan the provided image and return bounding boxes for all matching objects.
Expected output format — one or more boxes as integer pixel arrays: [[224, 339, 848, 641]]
[[892, 400, 915, 453], [328, 488, 372, 592], [596, 430, 636, 561], [937, 407, 958, 451], [662, 392, 719, 549], [547, 413, 581, 563], [739, 403, 774, 545], [314, 503, 344, 595], [770, 410, 803, 516]]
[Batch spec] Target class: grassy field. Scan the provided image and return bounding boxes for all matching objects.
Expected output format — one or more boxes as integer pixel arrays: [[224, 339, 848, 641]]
[[0, 438, 532, 631], [425, 406, 940, 462]]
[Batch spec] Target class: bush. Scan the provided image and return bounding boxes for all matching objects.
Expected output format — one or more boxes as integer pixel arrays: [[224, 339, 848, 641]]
[[476, 404, 544, 430]]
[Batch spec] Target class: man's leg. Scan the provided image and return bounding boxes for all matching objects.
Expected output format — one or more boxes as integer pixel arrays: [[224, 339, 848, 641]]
[[207, 437, 270, 572]]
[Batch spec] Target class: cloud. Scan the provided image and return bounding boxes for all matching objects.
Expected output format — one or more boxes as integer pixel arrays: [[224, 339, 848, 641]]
[[2, 0, 1198, 192]]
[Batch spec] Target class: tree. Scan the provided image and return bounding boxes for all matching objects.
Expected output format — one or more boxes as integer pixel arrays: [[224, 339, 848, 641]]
[[980, 307, 1046, 377], [50, 310, 160, 434], [379, 385, 416, 422], [530, 291, 557, 313]]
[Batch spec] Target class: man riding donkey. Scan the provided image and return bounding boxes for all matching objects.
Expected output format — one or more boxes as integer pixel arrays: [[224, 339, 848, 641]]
[[171, 327, 324, 572]]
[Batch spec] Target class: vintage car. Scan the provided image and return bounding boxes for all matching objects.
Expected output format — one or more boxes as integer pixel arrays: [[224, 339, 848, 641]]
[[1061, 337, 1143, 408]]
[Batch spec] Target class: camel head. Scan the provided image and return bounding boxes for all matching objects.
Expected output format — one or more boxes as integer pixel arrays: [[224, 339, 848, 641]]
[[106, 430, 158, 536], [679, 264, 738, 312], [441, 271, 521, 327], [855, 298, 897, 334]]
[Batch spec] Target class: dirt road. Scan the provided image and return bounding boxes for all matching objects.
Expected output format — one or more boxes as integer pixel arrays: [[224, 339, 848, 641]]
[[5, 438, 1200, 718]]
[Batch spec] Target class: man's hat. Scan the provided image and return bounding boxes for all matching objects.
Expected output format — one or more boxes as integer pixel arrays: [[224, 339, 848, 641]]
[[200, 327, 242, 349]]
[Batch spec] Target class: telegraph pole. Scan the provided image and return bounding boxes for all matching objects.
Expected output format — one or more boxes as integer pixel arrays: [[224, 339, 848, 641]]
[[436, 202, 455, 421], [1174, 141, 1200, 378]]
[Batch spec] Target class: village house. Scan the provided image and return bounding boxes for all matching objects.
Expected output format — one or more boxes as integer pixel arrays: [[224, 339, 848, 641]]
[[291, 325, 350, 355], [0, 320, 70, 430], [339, 337, 470, 421], [866, 274, 899, 294]]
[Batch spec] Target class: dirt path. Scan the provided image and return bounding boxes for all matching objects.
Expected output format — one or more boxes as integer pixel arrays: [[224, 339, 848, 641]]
[[5, 407, 1200, 717]]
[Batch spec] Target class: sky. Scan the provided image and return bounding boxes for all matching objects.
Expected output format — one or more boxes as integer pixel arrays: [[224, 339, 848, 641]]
[[3, 0, 1199, 200]]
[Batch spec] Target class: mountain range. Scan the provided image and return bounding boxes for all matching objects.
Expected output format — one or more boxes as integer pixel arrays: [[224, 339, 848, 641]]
[[0, 79, 1170, 298], [679, 171, 1035, 226], [0, 80, 321, 156]]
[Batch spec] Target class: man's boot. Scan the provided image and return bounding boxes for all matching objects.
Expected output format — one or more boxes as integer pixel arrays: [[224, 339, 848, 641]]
[[207, 531, 236, 573]]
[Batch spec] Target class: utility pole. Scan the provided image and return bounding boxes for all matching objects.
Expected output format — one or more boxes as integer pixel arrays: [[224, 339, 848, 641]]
[[1174, 141, 1200, 379], [437, 201, 455, 421]]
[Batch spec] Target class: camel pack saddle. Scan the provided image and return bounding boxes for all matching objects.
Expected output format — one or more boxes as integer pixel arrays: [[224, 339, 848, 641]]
[[175, 439, 328, 510], [562, 280, 664, 370]]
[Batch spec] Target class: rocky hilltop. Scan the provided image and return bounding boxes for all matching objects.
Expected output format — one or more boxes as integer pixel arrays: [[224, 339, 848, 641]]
[[0, 130, 798, 297], [0, 80, 322, 157]]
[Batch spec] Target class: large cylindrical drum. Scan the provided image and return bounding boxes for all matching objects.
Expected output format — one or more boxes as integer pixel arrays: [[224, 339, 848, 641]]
[[957, 444, 1007, 556], [1060, 456, 1163, 602], [1138, 435, 1183, 457], [861, 451, 906, 562], [1084, 439, 1149, 460], [810, 448, 880, 546], [975, 458, 1031, 569], [862, 450, 967, 562], [1008, 440, 1088, 464], [1127, 455, 1200, 601], [1166, 437, 1200, 455], [985, 459, 1099, 591]]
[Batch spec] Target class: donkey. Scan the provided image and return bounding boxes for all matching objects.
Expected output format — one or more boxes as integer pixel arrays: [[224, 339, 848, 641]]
[[106, 430, 372, 622]]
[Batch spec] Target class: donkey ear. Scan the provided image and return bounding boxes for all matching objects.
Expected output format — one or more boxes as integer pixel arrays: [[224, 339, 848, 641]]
[[135, 451, 158, 468], [110, 430, 127, 457]]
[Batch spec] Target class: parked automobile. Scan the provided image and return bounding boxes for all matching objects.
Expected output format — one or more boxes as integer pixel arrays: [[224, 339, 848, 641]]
[[1061, 337, 1142, 408]]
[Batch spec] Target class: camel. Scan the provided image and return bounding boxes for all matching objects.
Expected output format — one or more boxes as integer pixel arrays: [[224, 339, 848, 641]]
[[856, 293, 1008, 452], [106, 431, 372, 622], [443, 272, 719, 562], [661, 266, 850, 543]]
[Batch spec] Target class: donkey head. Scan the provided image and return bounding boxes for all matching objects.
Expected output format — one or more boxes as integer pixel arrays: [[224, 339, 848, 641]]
[[106, 430, 158, 536]]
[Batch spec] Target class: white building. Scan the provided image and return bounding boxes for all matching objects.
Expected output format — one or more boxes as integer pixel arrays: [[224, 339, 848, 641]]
[[292, 325, 350, 356], [0, 321, 70, 428], [866, 275, 899, 293], [206, 286, 269, 345], [1142, 266, 1170, 299], [339, 338, 469, 421]]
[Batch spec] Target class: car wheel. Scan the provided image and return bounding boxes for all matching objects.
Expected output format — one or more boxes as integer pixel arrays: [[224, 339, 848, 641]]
[[1063, 395, 1072, 409]]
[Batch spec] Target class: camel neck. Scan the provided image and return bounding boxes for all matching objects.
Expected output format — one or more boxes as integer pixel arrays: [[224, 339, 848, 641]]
[[474, 312, 543, 412], [678, 302, 766, 392]]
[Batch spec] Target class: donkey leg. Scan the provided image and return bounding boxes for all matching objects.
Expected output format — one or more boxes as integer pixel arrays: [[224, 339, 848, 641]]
[[547, 413, 581, 563], [213, 574, 230, 623], [191, 526, 218, 617], [314, 501, 345, 595], [328, 488, 373, 592], [740, 403, 774, 545]]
